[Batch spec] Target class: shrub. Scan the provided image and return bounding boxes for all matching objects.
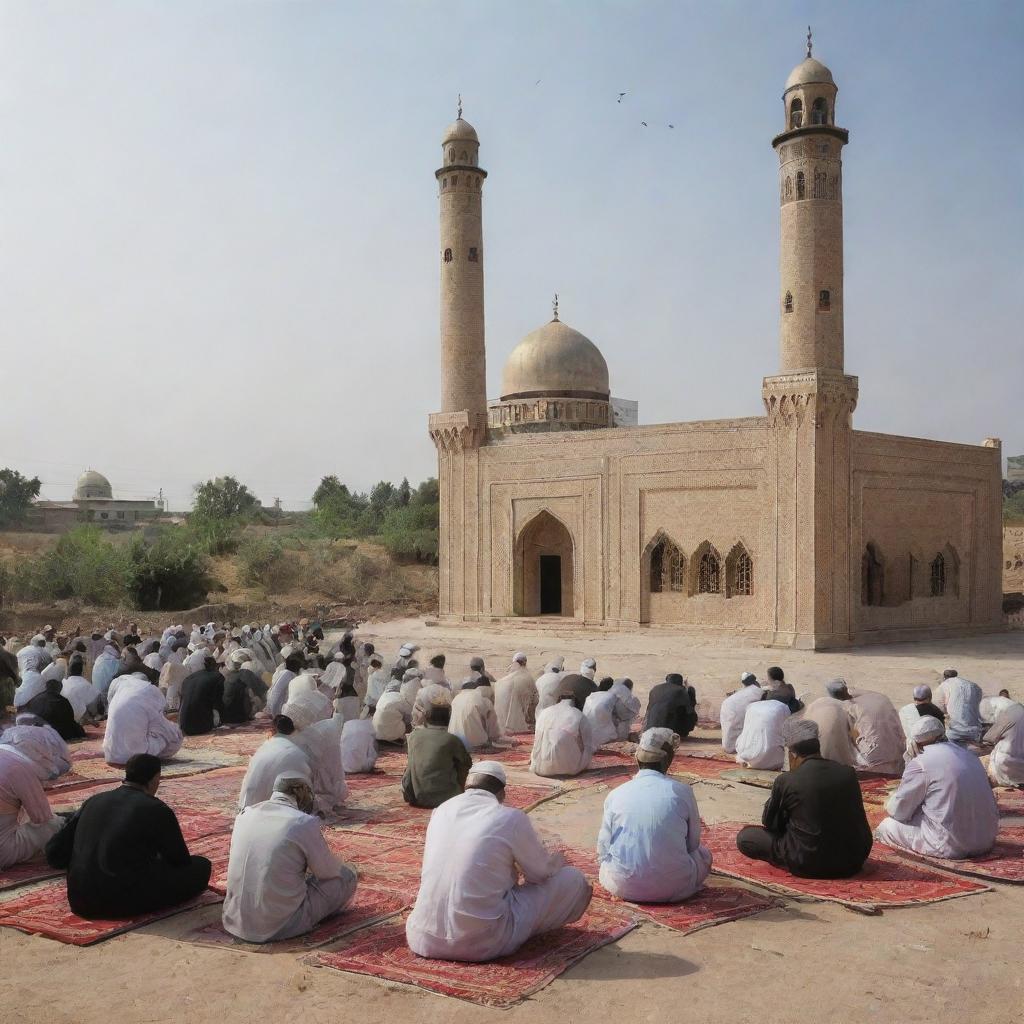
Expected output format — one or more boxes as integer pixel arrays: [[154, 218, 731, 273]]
[[237, 535, 294, 593], [13, 526, 132, 605], [129, 530, 210, 611]]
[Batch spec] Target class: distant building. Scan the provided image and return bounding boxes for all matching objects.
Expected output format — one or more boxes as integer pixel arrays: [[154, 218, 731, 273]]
[[29, 469, 163, 532], [1008, 456, 1024, 483]]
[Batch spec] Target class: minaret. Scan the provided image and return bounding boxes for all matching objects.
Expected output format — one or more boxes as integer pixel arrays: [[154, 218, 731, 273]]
[[436, 98, 488, 423], [762, 34, 859, 649]]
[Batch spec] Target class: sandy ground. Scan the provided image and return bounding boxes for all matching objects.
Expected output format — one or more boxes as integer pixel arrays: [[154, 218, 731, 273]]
[[2, 620, 1023, 1024]]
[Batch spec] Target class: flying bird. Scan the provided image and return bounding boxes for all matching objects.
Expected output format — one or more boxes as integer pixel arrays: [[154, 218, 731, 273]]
[[668, 124, 675, 129], [617, 92, 626, 102], [640, 121, 647, 127], [535, 79, 542, 85]]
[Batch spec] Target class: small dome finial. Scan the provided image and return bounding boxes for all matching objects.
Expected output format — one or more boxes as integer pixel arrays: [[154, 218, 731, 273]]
[[806, 25, 812, 59], [552, 293, 559, 322], [457, 93, 463, 120]]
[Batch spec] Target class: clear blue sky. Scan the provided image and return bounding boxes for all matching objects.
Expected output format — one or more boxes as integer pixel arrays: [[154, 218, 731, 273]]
[[1, 1, 1021, 510]]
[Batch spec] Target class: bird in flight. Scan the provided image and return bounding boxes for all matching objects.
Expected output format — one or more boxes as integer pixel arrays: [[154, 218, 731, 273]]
[[640, 121, 647, 127], [617, 92, 626, 103], [668, 124, 675, 128], [535, 79, 542, 85]]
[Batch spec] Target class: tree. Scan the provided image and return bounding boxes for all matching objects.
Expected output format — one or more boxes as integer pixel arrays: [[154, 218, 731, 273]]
[[369, 480, 397, 516], [313, 475, 349, 508], [396, 477, 412, 507], [192, 476, 260, 521], [0, 468, 41, 528]]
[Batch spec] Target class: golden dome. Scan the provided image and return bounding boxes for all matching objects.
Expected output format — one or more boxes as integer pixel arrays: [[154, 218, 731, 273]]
[[500, 319, 610, 400]]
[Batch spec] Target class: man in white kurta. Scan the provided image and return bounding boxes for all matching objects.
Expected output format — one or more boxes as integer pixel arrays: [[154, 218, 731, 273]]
[[449, 683, 503, 751], [583, 680, 640, 747], [13, 670, 47, 710], [373, 682, 413, 743], [0, 747, 62, 869], [238, 722, 312, 810], [493, 654, 537, 734], [876, 716, 998, 859], [936, 671, 984, 744], [848, 689, 905, 774], [534, 658, 565, 714], [531, 694, 594, 777], [103, 676, 183, 766], [284, 694, 348, 814], [718, 673, 763, 754], [0, 719, 71, 780], [223, 773, 357, 943], [801, 682, 858, 767], [406, 762, 591, 961], [984, 701, 1024, 787], [735, 697, 790, 770], [61, 661, 101, 723], [341, 718, 379, 774], [16, 637, 50, 675], [597, 728, 711, 902]]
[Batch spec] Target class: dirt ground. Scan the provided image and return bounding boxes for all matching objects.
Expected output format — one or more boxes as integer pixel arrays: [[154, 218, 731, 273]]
[[2, 620, 1022, 1024]]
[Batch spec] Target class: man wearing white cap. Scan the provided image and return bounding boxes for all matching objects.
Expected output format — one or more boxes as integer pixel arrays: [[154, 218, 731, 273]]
[[534, 657, 565, 714], [598, 728, 711, 902], [530, 680, 594, 777], [223, 771, 358, 943], [897, 684, 946, 740], [363, 653, 388, 716], [984, 698, 1024, 787], [493, 653, 538, 734], [875, 716, 998, 859], [799, 680, 858, 767], [734, 692, 790, 770], [579, 657, 597, 682], [16, 636, 51, 676], [406, 760, 591, 961], [449, 678, 504, 751], [718, 672, 763, 755]]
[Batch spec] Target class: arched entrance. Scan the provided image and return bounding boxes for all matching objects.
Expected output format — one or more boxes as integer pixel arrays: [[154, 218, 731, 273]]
[[514, 510, 575, 616]]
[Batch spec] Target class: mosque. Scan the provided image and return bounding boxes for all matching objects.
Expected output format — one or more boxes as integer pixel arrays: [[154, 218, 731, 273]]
[[32, 470, 163, 531], [428, 45, 1004, 648]]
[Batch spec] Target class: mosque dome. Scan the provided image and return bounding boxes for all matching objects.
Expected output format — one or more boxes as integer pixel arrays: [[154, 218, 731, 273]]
[[74, 469, 113, 501], [785, 57, 834, 91], [442, 117, 479, 145], [500, 318, 610, 401]]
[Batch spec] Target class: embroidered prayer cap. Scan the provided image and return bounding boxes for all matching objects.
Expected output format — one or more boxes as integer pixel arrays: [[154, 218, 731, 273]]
[[781, 717, 819, 748], [740, 671, 757, 684], [229, 649, 251, 666], [468, 760, 507, 786], [636, 727, 681, 762], [911, 715, 945, 742]]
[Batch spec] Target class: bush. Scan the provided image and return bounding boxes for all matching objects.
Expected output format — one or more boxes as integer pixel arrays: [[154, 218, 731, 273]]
[[186, 514, 242, 555], [12, 526, 133, 605], [237, 535, 294, 593], [129, 530, 210, 611]]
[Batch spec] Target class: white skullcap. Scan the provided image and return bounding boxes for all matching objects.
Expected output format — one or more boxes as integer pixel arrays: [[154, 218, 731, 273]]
[[468, 760, 507, 786], [229, 649, 251, 666], [637, 727, 681, 761], [781, 717, 819, 747], [333, 651, 346, 662], [913, 685, 932, 700], [403, 667, 423, 681], [272, 769, 311, 792], [740, 671, 756, 683], [825, 678, 849, 697], [513, 651, 527, 663], [42, 624, 54, 632], [911, 715, 945, 742], [582, 657, 597, 670], [31, 634, 46, 644]]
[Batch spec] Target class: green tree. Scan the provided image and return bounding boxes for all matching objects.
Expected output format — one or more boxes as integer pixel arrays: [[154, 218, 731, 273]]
[[313, 475, 349, 508], [192, 476, 260, 521], [0, 468, 42, 528], [396, 477, 412, 507]]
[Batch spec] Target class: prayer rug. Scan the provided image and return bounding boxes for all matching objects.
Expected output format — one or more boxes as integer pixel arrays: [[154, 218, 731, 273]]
[[703, 821, 988, 912], [176, 809, 235, 842], [878, 826, 1024, 885], [307, 901, 638, 1008], [996, 787, 1024, 817], [181, 720, 271, 755], [43, 769, 103, 793], [670, 755, 738, 781], [159, 766, 248, 817], [69, 746, 245, 781], [67, 739, 106, 762], [718, 768, 780, 789], [858, 775, 898, 805], [0, 880, 223, 945], [184, 884, 409, 953], [0, 855, 62, 893], [48, 780, 119, 813]]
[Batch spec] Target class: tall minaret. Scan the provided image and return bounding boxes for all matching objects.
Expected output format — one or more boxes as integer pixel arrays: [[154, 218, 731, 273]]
[[774, 28, 848, 373], [762, 34, 859, 649], [436, 99, 488, 420]]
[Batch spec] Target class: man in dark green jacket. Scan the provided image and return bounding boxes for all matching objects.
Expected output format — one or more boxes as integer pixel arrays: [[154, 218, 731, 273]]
[[402, 701, 472, 808]]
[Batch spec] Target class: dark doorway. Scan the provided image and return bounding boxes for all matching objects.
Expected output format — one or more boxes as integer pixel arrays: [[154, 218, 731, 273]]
[[539, 555, 562, 614]]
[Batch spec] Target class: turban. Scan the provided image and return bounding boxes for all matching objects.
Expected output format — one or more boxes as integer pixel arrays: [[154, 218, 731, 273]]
[[31, 634, 46, 645], [468, 760, 507, 786], [384, 679, 403, 695], [333, 651, 347, 662], [637, 727, 681, 762], [513, 651, 527, 664], [781, 717, 819, 748], [913, 685, 932, 700], [469, 656, 485, 671], [825, 679, 849, 697]]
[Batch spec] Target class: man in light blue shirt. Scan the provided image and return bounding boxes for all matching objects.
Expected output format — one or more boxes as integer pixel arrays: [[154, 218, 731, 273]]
[[596, 727, 711, 903]]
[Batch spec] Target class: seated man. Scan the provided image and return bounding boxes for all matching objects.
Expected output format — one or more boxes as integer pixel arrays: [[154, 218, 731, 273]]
[[403, 699, 472, 807], [734, 693, 790, 770], [534, 657, 565, 714], [449, 679, 503, 751], [373, 680, 413, 744], [0, 715, 71, 780], [719, 672, 763, 754], [221, 650, 266, 724], [643, 673, 698, 738], [846, 685, 905, 774], [985, 698, 1024, 787], [24, 677, 86, 742], [406, 761, 591, 962], [737, 719, 873, 878], [981, 689, 1015, 726], [341, 717, 379, 774], [597, 728, 711, 902], [583, 678, 641, 747], [898, 684, 946, 739], [283, 693, 348, 815], [876, 716, 998, 858], [266, 654, 306, 718], [936, 669, 984, 744], [103, 673, 182, 766], [762, 666, 803, 714], [362, 653, 388, 716], [800, 680, 858, 766], [222, 772, 358, 943], [238, 715, 313, 810], [45, 753, 212, 917], [493, 652, 537, 734], [0, 744, 63, 869], [178, 657, 226, 736], [531, 683, 594, 777], [60, 656, 102, 725]]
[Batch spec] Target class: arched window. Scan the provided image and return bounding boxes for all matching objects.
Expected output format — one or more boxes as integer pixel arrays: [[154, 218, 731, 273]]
[[449, 148, 455, 162], [790, 98, 803, 129], [442, 177, 448, 189], [796, 171, 805, 199], [650, 542, 664, 593], [690, 542, 721, 595], [818, 290, 831, 310], [783, 291, 793, 313], [648, 536, 686, 594], [468, 247, 479, 262], [930, 554, 946, 596], [784, 176, 793, 200], [451, 176, 458, 186], [725, 542, 753, 597], [460, 150, 468, 162], [862, 543, 884, 606], [443, 248, 453, 263], [811, 98, 828, 125], [813, 169, 826, 199]]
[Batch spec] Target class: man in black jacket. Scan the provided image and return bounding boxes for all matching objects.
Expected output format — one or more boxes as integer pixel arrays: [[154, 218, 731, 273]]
[[736, 717, 873, 878], [643, 673, 698, 738], [24, 678, 86, 741], [45, 753, 212, 918], [177, 657, 226, 735]]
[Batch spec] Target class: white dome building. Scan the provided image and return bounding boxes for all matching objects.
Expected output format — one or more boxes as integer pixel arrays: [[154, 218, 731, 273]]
[[73, 469, 114, 501]]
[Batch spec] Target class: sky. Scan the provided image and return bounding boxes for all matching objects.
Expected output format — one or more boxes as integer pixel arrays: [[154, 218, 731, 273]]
[[1, 0, 1022, 510]]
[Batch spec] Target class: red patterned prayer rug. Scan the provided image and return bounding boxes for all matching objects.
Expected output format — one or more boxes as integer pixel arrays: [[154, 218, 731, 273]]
[[48, 780, 119, 813], [703, 821, 988, 912], [996, 787, 1024, 817], [43, 769, 103, 793], [159, 766, 248, 817], [176, 809, 235, 842], [878, 826, 1024, 885], [184, 883, 409, 953], [858, 775, 898, 805], [307, 901, 638, 1008], [0, 880, 222, 945], [0, 855, 62, 893], [69, 746, 245, 782], [181, 722, 272, 757]]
